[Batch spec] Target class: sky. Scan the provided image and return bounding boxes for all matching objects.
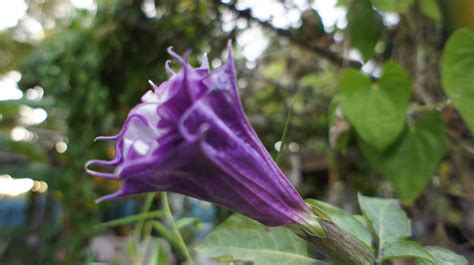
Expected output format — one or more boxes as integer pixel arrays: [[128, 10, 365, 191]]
[[0, 0, 96, 101], [0, 0, 27, 31], [0, 0, 348, 100]]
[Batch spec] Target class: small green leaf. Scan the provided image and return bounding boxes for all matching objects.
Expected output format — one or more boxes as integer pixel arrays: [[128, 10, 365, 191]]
[[306, 199, 373, 248], [370, 0, 413, 12], [420, 0, 441, 23], [441, 29, 474, 134], [176, 217, 200, 229], [358, 194, 411, 249], [197, 214, 318, 265], [8, 140, 49, 164], [95, 210, 165, 231], [359, 111, 448, 203], [341, 61, 411, 151], [148, 240, 169, 265], [416, 246, 468, 265], [347, 0, 382, 60], [382, 240, 435, 263]]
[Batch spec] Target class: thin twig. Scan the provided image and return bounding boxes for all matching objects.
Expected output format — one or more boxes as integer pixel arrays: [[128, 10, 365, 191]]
[[216, 0, 363, 69]]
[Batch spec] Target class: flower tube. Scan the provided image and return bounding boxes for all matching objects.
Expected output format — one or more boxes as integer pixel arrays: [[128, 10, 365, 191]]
[[86, 42, 311, 227]]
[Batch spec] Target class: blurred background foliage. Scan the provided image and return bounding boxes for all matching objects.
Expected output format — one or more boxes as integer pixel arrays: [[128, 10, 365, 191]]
[[0, 0, 473, 264]]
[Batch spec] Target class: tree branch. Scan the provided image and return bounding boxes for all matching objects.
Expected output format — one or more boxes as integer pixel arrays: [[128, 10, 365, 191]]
[[217, 0, 363, 69]]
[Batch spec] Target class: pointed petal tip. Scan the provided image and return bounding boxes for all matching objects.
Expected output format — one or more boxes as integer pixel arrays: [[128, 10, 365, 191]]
[[225, 39, 235, 69], [85, 162, 118, 179], [86, 158, 121, 168], [95, 193, 117, 203], [167, 47, 192, 66], [94, 135, 118, 142], [95, 191, 125, 202], [164, 60, 175, 76], [227, 39, 234, 57], [148, 80, 159, 89], [201, 52, 209, 69]]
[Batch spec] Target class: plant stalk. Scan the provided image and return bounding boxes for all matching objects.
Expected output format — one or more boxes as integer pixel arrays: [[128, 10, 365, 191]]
[[301, 217, 374, 265], [161, 192, 195, 265]]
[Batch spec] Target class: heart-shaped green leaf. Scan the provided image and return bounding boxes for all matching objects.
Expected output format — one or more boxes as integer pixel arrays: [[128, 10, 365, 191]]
[[341, 61, 411, 151], [347, 0, 382, 60], [197, 214, 318, 265], [382, 240, 435, 263], [419, 0, 441, 23], [370, 0, 414, 13], [441, 28, 474, 134], [416, 246, 468, 265], [359, 111, 448, 203], [358, 194, 411, 249]]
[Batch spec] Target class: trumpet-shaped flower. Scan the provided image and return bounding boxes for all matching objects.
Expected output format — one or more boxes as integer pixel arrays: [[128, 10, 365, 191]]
[[86, 42, 311, 226]]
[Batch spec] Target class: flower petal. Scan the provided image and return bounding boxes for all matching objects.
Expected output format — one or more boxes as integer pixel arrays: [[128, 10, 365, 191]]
[[179, 89, 307, 225], [115, 133, 304, 226]]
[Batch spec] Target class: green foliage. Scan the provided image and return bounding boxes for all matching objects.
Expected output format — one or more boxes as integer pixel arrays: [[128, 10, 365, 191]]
[[197, 214, 318, 265], [341, 61, 411, 151], [360, 111, 448, 203], [347, 0, 382, 60], [370, 0, 413, 13], [0, 31, 33, 74], [3, 0, 472, 263], [199, 196, 466, 264], [148, 241, 169, 265], [13, 1, 225, 263], [356, 195, 464, 264], [306, 199, 373, 248], [416, 246, 468, 265], [441, 28, 474, 134], [420, 0, 442, 23], [381, 240, 435, 263], [358, 194, 411, 249]]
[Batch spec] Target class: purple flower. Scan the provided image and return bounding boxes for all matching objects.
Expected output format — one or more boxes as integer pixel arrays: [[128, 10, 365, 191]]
[[86, 42, 310, 226]]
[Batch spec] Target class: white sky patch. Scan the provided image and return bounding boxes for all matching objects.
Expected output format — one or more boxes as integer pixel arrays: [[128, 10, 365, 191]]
[[272, 8, 300, 28], [0, 0, 27, 31], [26, 86, 44, 101], [141, 0, 156, 18], [274, 140, 282, 152], [311, 0, 347, 30], [70, 0, 97, 11], [362, 60, 382, 77], [237, 0, 303, 29], [55, 141, 68, 153], [17, 16, 45, 40], [19, 105, 48, 125], [0, 71, 23, 101], [10, 126, 35, 142], [382, 12, 400, 28], [0, 175, 34, 196], [221, 9, 236, 32], [230, 0, 348, 62], [347, 49, 363, 63], [237, 0, 277, 21], [0, 175, 48, 196], [237, 27, 269, 62]]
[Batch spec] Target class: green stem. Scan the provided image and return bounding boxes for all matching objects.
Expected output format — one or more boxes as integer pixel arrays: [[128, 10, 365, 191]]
[[299, 217, 374, 265], [153, 221, 182, 251], [135, 193, 155, 238], [94, 210, 164, 231], [161, 192, 194, 265], [275, 104, 293, 165], [411, 100, 451, 113]]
